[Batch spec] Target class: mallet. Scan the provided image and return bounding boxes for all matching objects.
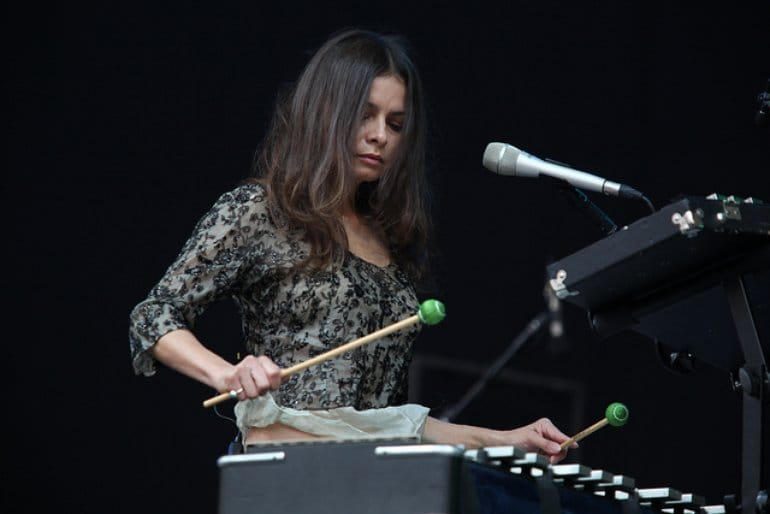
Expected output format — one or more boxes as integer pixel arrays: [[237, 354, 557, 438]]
[[202, 299, 446, 408], [559, 402, 629, 450]]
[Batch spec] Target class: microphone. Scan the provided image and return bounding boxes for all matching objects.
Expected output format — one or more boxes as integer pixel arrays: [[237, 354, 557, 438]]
[[482, 142, 645, 200]]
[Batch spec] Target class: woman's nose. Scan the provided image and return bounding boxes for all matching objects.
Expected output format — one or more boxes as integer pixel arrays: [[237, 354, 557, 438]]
[[366, 117, 387, 145]]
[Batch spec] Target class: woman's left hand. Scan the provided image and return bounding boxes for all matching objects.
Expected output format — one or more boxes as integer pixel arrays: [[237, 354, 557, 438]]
[[500, 417, 576, 464]]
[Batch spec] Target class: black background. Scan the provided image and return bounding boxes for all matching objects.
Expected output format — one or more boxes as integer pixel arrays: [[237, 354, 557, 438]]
[[8, 2, 769, 512]]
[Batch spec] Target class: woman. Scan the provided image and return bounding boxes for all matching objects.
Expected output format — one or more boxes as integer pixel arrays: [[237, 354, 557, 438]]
[[129, 28, 573, 462]]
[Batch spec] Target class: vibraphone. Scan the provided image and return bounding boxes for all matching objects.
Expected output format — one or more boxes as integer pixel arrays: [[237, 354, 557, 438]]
[[217, 438, 725, 514]]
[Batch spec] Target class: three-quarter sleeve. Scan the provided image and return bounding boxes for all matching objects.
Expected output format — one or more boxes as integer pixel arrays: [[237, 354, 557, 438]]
[[128, 184, 271, 376]]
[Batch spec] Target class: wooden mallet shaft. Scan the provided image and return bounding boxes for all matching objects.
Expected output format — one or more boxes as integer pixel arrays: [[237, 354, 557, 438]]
[[281, 314, 421, 376], [559, 418, 607, 450], [202, 314, 422, 408]]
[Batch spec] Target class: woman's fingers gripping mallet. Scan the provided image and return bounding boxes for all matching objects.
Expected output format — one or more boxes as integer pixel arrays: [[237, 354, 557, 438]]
[[527, 418, 574, 464], [235, 355, 282, 398], [202, 356, 282, 408]]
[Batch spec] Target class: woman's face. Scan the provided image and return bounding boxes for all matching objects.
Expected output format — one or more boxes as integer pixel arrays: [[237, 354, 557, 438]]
[[352, 74, 406, 184]]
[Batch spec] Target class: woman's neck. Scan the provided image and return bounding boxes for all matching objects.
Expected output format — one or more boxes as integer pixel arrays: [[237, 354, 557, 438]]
[[340, 211, 391, 267]]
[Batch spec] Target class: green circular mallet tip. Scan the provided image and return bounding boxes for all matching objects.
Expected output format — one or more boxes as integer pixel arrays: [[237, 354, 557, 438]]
[[418, 299, 446, 325], [605, 402, 629, 427]]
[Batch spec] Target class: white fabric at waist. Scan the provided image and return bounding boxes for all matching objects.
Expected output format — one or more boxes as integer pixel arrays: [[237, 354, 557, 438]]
[[234, 393, 430, 441]]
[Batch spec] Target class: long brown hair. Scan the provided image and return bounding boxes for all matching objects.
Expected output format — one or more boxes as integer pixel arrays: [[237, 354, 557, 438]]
[[249, 28, 432, 284]]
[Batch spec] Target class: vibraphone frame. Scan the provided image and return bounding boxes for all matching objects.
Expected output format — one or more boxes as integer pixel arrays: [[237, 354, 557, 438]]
[[217, 439, 726, 514]]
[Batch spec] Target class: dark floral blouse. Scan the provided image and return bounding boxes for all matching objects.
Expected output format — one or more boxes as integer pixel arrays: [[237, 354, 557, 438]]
[[129, 183, 421, 410]]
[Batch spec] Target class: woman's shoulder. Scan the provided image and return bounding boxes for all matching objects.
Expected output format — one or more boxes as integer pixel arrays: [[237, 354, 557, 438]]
[[219, 180, 268, 204], [204, 181, 270, 217]]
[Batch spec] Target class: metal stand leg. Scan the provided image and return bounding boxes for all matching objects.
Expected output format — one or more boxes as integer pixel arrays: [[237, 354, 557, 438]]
[[724, 274, 768, 514]]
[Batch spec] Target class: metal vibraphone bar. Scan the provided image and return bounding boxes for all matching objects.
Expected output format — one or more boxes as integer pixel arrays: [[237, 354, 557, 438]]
[[217, 439, 727, 514], [463, 445, 725, 514]]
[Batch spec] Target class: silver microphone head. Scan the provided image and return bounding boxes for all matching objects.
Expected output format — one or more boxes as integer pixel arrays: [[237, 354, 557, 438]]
[[482, 142, 522, 176]]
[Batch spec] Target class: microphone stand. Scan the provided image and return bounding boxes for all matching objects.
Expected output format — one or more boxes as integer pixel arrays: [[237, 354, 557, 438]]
[[755, 77, 770, 127], [439, 310, 549, 422], [542, 175, 618, 237]]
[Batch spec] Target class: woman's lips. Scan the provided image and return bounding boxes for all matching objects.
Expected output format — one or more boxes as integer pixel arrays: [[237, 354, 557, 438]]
[[358, 154, 383, 166]]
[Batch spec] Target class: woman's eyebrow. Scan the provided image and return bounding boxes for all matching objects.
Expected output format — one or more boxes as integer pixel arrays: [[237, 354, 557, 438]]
[[365, 102, 405, 116]]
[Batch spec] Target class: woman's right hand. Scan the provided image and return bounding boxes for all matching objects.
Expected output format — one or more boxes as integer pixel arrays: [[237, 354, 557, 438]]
[[150, 329, 284, 399], [217, 355, 283, 399]]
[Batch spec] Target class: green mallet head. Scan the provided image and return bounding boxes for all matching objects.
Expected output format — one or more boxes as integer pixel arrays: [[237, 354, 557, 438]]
[[605, 402, 629, 427], [418, 299, 446, 325]]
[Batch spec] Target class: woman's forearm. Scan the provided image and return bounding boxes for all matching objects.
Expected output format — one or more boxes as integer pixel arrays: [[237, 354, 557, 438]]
[[423, 416, 500, 448], [423, 415, 571, 463], [151, 329, 233, 390]]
